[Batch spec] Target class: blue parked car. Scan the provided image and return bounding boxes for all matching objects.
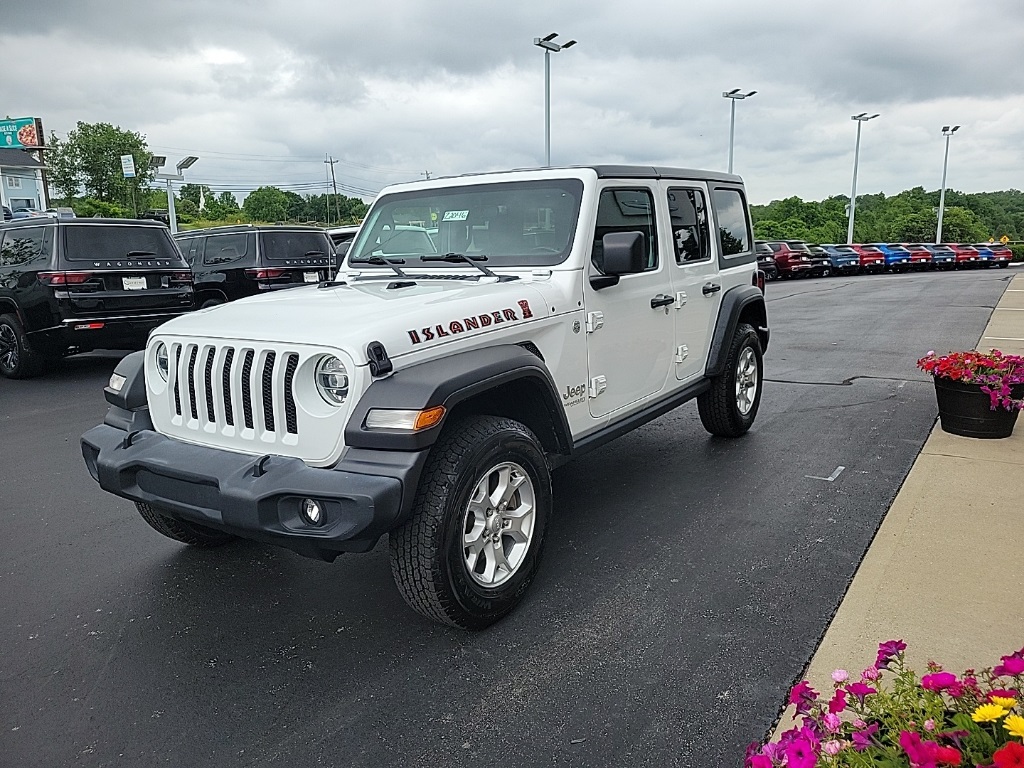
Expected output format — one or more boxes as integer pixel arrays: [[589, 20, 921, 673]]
[[972, 243, 996, 268], [921, 243, 957, 270], [820, 244, 861, 275], [872, 243, 913, 273]]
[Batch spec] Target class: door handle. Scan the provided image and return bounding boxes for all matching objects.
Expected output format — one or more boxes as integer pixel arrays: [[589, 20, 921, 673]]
[[702, 282, 722, 296], [650, 294, 674, 309]]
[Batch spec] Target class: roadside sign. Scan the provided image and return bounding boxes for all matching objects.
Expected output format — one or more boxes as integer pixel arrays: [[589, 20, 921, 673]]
[[120, 154, 136, 178], [989, 237, 995, 243], [0, 117, 42, 148], [1001, 235, 1010, 244]]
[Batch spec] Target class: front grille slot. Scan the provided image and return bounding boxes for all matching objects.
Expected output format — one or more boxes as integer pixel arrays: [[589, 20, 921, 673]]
[[203, 347, 216, 423], [222, 348, 235, 427], [283, 353, 299, 435], [262, 352, 277, 433], [241, 350, 255, 430], [187, 346, 199, 420], [172, 345, 181, 416]]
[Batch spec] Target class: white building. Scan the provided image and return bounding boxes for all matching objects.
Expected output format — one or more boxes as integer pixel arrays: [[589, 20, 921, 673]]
[[0, 148, 47, 212]]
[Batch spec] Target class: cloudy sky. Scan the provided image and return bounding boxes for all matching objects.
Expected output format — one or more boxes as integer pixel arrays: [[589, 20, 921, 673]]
[[4, 0, 1023, 205]]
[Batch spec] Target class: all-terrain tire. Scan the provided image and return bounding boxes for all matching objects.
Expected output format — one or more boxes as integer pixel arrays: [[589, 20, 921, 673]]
[[389, 415, 551, 630], [0, 313, 45, 379], [135, 502, 236, 547], [698, 322, 763, 438]]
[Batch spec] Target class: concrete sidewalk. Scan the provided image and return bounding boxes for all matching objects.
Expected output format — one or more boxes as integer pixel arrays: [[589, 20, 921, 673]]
[[777, 270, 1024, 729]]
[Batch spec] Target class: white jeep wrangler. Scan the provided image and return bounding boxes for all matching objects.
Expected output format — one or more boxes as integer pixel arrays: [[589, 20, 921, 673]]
[[82, 166, 769, 629]]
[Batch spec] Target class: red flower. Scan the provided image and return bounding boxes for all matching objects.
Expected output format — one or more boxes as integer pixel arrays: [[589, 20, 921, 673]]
[[993, 742, 1024, 768], [995, 648, 1024, 677], [921, 672, 958, 691], [828, 689, 847, 713], [845, 682, 877, 703]]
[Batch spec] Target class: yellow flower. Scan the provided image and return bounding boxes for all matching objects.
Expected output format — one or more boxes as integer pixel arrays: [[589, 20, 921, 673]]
[[1005, 714, 1024, 739], [991, 696, 1017, 708], [972, 703, 1008, 723]]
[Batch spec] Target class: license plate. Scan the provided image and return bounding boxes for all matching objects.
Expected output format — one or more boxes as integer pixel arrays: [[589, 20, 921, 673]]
[[303, 271, 320, 283], [122, 276, 147, 290]]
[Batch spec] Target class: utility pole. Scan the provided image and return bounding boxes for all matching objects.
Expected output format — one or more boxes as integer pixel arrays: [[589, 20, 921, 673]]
[[421, 171, 432, 180], [325, 155, 340, 223]]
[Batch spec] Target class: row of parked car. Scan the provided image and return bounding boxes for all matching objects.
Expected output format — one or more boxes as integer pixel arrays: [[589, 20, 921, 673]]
[[755, 240, 1015, 279], [0, 216, 362, 378]]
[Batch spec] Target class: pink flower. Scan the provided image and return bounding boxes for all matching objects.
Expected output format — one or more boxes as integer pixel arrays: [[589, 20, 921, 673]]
[[823, 713, 841, 732], [853, 719, 867, 729], [832, 669, 849, 684], [789, 681, 818, 715], [851, 723, 878, 752], [876, 639, 907, 669], [828, 689, 847, 714], [747, 755, 772, 768], [823, 739, 844, 756], [845, 682, 877, 703], [922, 672, 958, 691], [784, 738, 818, 768], [862, 666, 880, 681], [994, 648, 1024, 677], [925, 719, 936, 732]]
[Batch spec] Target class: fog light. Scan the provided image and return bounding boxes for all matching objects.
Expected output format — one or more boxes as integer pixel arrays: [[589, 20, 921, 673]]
[[301, 498, 323, 526]]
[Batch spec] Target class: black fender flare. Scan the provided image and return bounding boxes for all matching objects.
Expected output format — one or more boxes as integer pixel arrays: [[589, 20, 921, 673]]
[[705, 285, 769, 377], [345, 344, 572, 454]]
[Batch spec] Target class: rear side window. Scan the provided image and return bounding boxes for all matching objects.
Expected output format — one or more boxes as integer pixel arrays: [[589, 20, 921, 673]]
[[62, 225, 183, 264], [203, 233, 253, 265], [667, 188, 711, 264], [176, 236, 204, 265], [593, 188, 658, 271], [712, 188, 752, 256], [260, 231, 332, 263], [0, 226, 45, 266]]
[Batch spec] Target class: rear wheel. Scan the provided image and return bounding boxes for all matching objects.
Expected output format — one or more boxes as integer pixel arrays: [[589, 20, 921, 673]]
[[698, 322, 763, 437], [389, 415, 551, 629], [200, 298, 225, 309], [0, 313, 45, 379], [135, 502, 236, 547]]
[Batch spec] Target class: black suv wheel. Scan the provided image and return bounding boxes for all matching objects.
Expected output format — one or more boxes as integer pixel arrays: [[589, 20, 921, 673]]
[[0, 313, 44, 378]]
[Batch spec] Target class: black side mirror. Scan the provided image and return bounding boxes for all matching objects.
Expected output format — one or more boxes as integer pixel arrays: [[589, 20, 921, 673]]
[[591, 231, 647, 289]]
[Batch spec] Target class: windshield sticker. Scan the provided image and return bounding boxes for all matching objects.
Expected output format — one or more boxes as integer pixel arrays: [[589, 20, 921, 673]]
[[408, 299, 534, 345], [441, 210, 469, 221]]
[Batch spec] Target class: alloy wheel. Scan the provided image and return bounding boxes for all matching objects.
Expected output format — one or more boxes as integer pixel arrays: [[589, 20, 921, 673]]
[[462, 461, 536, 588], [735, 345, 759, 415]]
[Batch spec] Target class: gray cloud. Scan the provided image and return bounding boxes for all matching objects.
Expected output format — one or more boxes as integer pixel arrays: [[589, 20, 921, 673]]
[[4, 0, 1023, 206]]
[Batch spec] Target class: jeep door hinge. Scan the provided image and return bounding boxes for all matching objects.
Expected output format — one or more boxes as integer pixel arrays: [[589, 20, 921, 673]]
[[589, 375, 607, 398], [675, 345, 689, 363], [675, 291, 688, 308], [586, 311, 604, 333]]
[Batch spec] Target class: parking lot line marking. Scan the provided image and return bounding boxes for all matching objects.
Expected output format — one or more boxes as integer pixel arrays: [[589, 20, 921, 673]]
[[805, 466, 845, 482], [983, 336, 1024, 341], [994, 308, 1024, 311]]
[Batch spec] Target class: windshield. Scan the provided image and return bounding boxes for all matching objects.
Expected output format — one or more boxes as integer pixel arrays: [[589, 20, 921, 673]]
[[349, 179, 584, 268]]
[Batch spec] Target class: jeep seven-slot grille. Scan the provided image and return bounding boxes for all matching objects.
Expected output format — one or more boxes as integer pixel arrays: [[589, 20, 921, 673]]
[[169, 343, 300, 438]]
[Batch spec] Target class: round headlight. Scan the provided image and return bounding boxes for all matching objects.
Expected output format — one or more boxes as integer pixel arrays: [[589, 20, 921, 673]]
[[315, 355, 349, 405], [155, 342, 169, 381]]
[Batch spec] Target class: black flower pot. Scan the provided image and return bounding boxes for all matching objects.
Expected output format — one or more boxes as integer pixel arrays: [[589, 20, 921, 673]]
[[933, 377, 1022, 439]]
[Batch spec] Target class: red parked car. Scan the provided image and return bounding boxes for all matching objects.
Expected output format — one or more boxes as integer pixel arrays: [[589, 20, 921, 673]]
[[947, 243, 982, 268], [764, 240, 815, 277], [901, 243, 934, 270], [848, 244, 886, 273]]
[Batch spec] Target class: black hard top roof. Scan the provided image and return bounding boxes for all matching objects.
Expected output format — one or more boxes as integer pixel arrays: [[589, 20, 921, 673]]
[[0, 217, 169, 230], [173, 224, 328, 238]]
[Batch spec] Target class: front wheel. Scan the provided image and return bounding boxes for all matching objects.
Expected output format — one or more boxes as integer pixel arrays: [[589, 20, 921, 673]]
[[698, 323, 763, 437], [389, 415, 551, 629], [135, 502, 237, 547]]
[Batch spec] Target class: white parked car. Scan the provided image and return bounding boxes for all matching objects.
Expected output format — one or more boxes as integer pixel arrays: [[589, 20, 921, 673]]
[[83, 165, 769, 628]]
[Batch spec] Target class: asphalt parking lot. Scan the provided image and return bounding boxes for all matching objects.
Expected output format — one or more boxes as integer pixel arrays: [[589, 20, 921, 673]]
[[0, 269, 1014, 767]]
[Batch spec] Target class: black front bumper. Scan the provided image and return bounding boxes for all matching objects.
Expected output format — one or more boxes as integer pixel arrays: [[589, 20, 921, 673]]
[[81, 419, 427, 560]]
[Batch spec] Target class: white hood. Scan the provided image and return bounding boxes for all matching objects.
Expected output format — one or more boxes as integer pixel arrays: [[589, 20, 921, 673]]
[[158, 277, 554, 364]]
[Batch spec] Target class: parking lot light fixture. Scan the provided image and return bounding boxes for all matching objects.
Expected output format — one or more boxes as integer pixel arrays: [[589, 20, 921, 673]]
[[846, 112, 880, 244], [533, 32, 577, 167], [723, 88, 757, 174], [936, 125, 961, 244], [154, 156, 200, 235]]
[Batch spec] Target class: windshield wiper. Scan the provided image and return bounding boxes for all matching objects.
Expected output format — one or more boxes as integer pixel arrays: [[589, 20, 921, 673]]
[[362, 255, 408, 277], [421, 252, 496, 278]]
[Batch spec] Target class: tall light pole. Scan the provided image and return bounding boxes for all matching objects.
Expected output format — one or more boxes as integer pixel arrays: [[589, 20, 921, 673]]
[[533, 32, 576, 167], [152, 156, 198, 235], [936, 125, 961, 244], [846, 112, 879, 244], [722, 88, 757, 174]]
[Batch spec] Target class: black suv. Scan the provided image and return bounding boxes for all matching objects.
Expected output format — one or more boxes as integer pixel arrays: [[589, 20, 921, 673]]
[[0, 218, 194, 378], [754, 240, 778, 280], [174, 225, 336, 308]]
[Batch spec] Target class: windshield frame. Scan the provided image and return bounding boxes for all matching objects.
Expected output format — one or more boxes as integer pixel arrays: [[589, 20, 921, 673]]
[[347, 178, 585, 269]]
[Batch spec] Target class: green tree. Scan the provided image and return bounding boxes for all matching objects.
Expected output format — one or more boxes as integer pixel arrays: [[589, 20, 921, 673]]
[[47, 122, 153, 211], [243, 186, 290, 222]]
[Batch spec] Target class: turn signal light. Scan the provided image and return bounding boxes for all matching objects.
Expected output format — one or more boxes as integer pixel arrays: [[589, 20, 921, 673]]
[[364, 406, 446, 431], [245, 268, 287, 280]]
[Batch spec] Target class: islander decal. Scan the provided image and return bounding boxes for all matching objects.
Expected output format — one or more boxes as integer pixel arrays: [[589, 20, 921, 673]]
[[407, 299, 534, 345]]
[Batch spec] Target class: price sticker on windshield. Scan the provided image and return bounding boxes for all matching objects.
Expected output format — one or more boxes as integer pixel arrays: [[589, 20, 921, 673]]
[[442, 210, 469, 221]]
